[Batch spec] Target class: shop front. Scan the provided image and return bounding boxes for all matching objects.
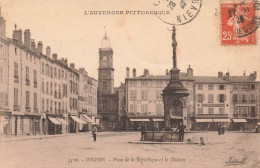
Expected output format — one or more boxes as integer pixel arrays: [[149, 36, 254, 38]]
[[0, 110, 11, 136], [69, 115, 86, 133], [46, 114, 63, 135], [231, 119, 247, 130]]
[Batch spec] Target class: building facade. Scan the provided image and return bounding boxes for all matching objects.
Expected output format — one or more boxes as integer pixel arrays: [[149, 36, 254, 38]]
[[0, 8, 97, 136], [124, 67, 260, 131]]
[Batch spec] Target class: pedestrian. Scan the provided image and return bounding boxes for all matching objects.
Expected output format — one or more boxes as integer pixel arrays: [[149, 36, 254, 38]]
[[91, 125, 97, 141], [140, 122, 146, 141], [221, 126, 225, 135], [255, 125, 259, 133], [176, 122, 186, 142], [242, 125, 245, 132], [217, 125, 221, 135]]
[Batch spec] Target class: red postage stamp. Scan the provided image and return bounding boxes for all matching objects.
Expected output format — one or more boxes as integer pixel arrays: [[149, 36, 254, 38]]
[[221, 0, 260, 45]]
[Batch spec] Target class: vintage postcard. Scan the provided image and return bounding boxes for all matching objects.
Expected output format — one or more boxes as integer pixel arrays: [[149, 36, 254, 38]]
[[0, 0, 259, 168]]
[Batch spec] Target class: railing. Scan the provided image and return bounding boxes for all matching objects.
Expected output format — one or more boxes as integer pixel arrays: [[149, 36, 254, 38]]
[[233, 114, 257, 118]]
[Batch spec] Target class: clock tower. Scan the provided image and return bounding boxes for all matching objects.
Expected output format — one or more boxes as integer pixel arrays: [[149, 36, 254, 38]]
[[98, 31, 114, 95]]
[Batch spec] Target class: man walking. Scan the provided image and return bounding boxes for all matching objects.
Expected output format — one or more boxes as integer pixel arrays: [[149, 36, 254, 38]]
[[91, 125, 97, 141], [140, 123, 146, 141], [176, 122, 186, 142]]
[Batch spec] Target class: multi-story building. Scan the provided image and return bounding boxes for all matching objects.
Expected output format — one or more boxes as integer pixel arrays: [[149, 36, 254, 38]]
[[97, 32, 119, 131], [228, 72, 260, 130], [124, 67, 259, 131], [125, 67, 195, 131], [77, 67, 98, 131]]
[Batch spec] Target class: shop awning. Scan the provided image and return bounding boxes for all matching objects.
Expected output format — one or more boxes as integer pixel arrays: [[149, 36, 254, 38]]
[[70, 116, 86, 124], [232, 119, 247, 123], [130, 119, 150, 122], [213, 119, 230, 122], [153, 119, 164, 122], [56, 118, 68, 125], [82, 114, 94, 123], [195, 119, 213, 122], [48, 117, 62, 125]]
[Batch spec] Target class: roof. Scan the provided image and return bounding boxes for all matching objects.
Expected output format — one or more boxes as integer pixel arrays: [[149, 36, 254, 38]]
[[229, 76, 257, 83], [193, 76, 229, 84]]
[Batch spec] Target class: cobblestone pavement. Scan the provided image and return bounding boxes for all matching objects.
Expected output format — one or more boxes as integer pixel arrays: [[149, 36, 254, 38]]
[[0, 132, 259, 168]]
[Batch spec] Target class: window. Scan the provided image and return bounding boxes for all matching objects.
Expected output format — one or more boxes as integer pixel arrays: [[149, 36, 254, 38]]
[[41, 63, 44, 73], [14, 62, 19, 82], [50, 67, 53, 78], [42, 98, 45, 112], [54, 67, 57, 78], [103, 100, 108, 110], [197, 94, 204, 103], [46, 99, 49, 112], [156, 90, 162, 100], [58, 69, 61, 79], [0, 66, 3, 82], [46, 64, 49, 76], [198, 84, 203, 90], [251, 94, 255, 102], [26, 91, 30, 107], [219, 107, 224, 114], [141, 90, 148, 101], [208, 85, 213, 90], [141, 81, 148, 86], [65, 73, 67, 80], [130, 104, 137, 113], [34, 93, 37, 108], [233, 84, 238, 89], [197, 107, 203, 114], [129, 81, 137, 86], [46, 82, 49, 94], [42, 80, 45, 93], [103, 81, 107, 91], [25, 66, 29, 85], [50, 100, 53, 112], [219, 85, 225, 90], [219, 94, 226, 103], [88, 95, 92, 105], [250, 84, 255, 90], [33, 70, 37, 88], [130, 90, 137, 101], [242, 94, 247, 102], [208, 107, 214, 114], [233, 94, 238, 103], [141, 104, 148, 113], [30, 55, 32, 62], [0, 92, 8, 107], [14, 88, 18, 106], [208, 94, 214, 103], [15, 47, 17, 55], [156, 80, 162, 86], [62, 70, 64, 79], [50, 83, 53, 95], [156, 104, 163, 114]]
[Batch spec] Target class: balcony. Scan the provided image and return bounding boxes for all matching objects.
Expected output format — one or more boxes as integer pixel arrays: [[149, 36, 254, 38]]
[[25, 106, 31, 112], [233, 114, 257, 118], [13, 105, 20, 111], [34, 107, 38, 113], [195, 113, 228, 118], [25, 79, 30, 86]]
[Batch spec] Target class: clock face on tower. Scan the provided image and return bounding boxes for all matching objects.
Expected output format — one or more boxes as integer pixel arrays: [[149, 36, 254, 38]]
[[103, 56, 107, 61]]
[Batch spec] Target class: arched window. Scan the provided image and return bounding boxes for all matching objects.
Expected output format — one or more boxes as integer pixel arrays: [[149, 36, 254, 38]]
[[103, 81, 107, 91]]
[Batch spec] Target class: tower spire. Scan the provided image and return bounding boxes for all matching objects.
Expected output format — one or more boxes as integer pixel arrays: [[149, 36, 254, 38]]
[[104, 26, 107, 38]]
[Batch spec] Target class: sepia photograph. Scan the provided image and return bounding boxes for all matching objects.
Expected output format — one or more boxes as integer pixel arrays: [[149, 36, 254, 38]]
[[0, 0, 259, 167]]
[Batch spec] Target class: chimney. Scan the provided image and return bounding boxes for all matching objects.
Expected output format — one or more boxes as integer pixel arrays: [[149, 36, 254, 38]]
[[226, 72, 230, 80], [187, 65, 193, 77], [126, 67, 130, 78], [250, 71, 257, 80], [46, 46, 51, 57], [31, 39, 36, 51], [70, 63, 75, 69], [13, 27, 22, 44], [79, 68, 87, 74], [144, 69, 149, 77], [24, 29, 31, 49], [59, 58, 68, 66], [37, 41, 43, 54], [52, 53, 57, 60], [218, 72, 223, 78], [133, 68, 136, 77]]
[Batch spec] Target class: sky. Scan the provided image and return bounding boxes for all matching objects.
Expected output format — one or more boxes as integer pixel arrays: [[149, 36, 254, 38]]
[[1, 0, 259, 86]]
